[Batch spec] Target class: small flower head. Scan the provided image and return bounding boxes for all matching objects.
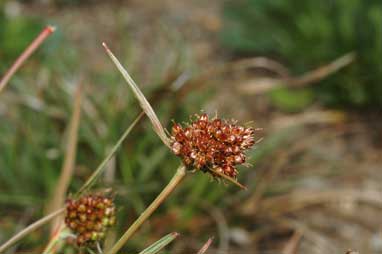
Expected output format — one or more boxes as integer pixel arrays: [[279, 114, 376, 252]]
[[170, 113, 256, 179], [65, 194, 116, 246]]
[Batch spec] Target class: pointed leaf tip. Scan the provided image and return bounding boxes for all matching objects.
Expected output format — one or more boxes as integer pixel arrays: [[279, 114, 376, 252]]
[[102, 43, 171, 148], [138, 232, 179, 254], [197, 237, 214, 254]]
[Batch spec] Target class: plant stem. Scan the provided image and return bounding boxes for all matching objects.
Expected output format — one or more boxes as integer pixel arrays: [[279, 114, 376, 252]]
[[0, 25, 55, 93], [0, 208, 65, 253], [106, 165, 187, 254], [49, 84, 82, 234], [42, 224, 67, 254], [76, 111, 144, 196]]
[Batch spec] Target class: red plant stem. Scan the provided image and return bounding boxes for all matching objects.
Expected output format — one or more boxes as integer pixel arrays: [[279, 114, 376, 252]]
[[0, 25, 56, 93]]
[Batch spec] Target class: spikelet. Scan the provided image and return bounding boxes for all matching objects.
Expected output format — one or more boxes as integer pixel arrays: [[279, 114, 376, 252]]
[[170, 113, 256, 179], [64, 194, 116, 246]]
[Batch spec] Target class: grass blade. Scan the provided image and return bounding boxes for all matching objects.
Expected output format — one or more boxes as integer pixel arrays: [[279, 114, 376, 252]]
[[102, 42, 171, 148], [138, 232, 179, 254], [76, 111, 144, 196], [0, 208, 65, 253], [106, 165, 186, 254], [0, 26, 55, 93], [47, 84, 83, 233]]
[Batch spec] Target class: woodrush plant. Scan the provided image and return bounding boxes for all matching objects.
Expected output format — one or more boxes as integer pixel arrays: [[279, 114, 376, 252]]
[[102, 42, 258, 254], [0, 31, 259, 254]]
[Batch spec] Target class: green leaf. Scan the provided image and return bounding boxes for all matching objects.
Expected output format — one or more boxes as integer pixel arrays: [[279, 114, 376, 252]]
[[138, 232, 179, 254], [103, 43, 171, 148]]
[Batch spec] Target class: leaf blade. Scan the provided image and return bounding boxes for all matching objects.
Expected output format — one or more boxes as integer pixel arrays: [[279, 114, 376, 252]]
[[76, 112, 144, 196], [138, 232, 179, 254], [102, 42, 170, 148]]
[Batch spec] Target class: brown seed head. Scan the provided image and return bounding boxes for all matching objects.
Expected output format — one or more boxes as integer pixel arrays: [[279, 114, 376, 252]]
[[170, 113, 256, 179], [65, 194, 116, 246]]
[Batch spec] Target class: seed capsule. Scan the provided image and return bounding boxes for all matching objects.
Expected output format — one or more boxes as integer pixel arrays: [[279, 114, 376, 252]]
[[65, 194, 116, 246], [170, 113, 257, 179]]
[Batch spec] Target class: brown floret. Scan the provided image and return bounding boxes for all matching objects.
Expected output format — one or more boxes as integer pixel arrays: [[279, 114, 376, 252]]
[[64, 194, 115, 246], [170, 113, 256, 178]]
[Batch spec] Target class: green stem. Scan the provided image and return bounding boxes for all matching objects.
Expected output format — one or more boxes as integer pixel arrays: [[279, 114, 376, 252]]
[[106, 165, 187, 254]]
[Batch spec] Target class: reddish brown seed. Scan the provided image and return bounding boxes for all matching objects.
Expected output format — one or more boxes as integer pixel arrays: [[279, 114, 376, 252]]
[[79, 214, 87, 222], [77, 235, 85, 246], [69, 211, 77, 218], [200, 113, 208, 122], [171, 142, 182, 155], [84, 231, 92, 240], [86, 222, 94, 230], [103, 198, 111, 206], [89, 213, 97, 221], [214, 129, 223, 139], [215, 167, 224, 174], [94, 222, 102, 231], [212, 119, 222, 127], [183, 157, 192, 166], [78, 204, 86, 212], [228, 135, 236, 143], [97, 210, 104, 219], [190, 151, 197, 159], [184, 128, 192, 138], [172, 123, 182, 135], [196, 156, 206, 169], [234, 154, 245, 164], [69, 221, 77, 229], [175, 133, 186, 142], [223, 165, 235, 177], [225, 147, 233, 154], [96, 202, 105, 209]]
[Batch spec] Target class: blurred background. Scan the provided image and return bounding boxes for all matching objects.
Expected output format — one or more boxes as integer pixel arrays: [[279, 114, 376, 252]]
[[0, 0, 381, 253]]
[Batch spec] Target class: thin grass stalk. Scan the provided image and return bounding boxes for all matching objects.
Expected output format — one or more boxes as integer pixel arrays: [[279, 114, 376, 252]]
[[196, 237, 214, 254], [102, 42, 171, 148], [77, 111, 144, 196], [48, 84, 83, 233], [106, 165, 187, 254], [0, 26, 55, 93], [0, 208, 65, 253], [138, 232, 179, 254], [42, 224, 67, 254]]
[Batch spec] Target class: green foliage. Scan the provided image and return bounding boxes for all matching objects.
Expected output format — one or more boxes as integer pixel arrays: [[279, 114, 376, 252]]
[[269, 87, 314, 112], [221, 0, 382, 108], [0, 14, 256, 252], [0, 14, 44, 69]]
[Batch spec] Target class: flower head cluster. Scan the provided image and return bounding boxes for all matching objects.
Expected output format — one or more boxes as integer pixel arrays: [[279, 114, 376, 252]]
[[170, 113, 255, 178], [65, 194, 116, 246]]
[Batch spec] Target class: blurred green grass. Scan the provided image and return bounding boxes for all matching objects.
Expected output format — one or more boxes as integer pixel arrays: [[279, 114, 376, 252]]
[[0, 10, 270, 252], [3, 1, 371, 252], [221, 0, 382, 108]]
